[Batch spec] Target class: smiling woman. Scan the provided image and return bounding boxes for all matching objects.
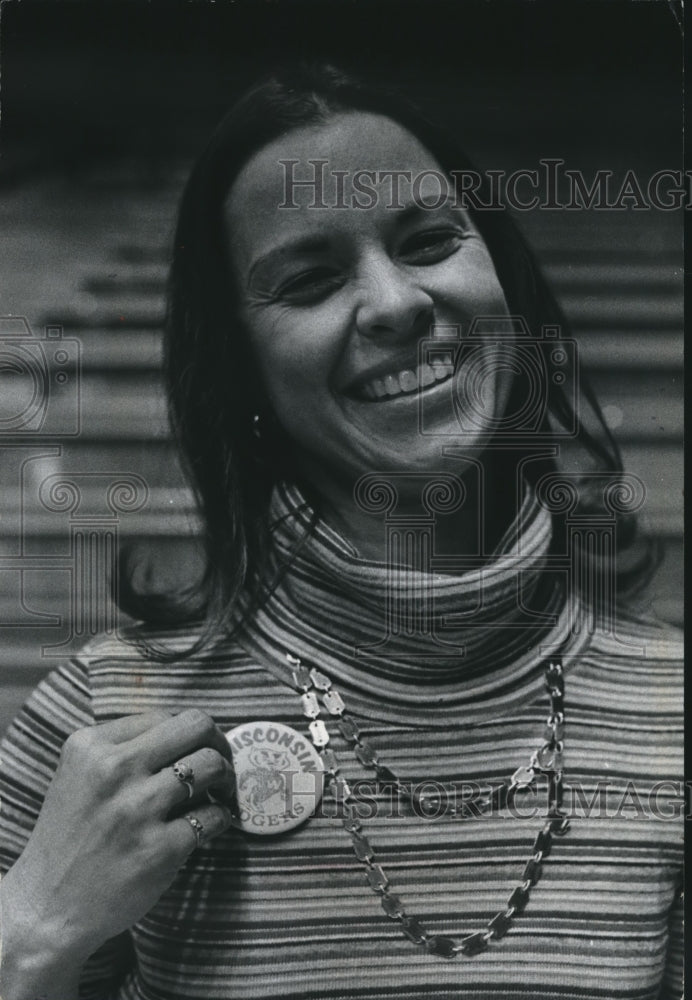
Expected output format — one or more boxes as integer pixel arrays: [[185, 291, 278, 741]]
[[0, 62, 683, 1000], [227, 112, 513, 553]]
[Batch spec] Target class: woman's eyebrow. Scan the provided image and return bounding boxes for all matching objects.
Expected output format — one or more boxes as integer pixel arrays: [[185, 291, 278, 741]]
[[248, 236, 331, 285], [394, 195, 467, 223]]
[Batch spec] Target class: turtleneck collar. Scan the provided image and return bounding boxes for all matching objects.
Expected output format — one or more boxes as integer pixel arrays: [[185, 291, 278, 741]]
[[233, 480, 591, 727]]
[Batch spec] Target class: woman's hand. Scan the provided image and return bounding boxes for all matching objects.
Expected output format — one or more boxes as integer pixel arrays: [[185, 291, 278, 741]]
[[0, 709, 236, 996]]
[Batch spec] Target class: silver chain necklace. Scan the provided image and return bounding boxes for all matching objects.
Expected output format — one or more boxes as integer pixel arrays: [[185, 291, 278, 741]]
[[286, 652, 570, 959]]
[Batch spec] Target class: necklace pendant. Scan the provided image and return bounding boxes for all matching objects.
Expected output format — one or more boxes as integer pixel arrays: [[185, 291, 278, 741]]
[[338, 716, 360, 741], [323, 689, 345, 715], [511, 764, 535, 789], [225, 721, 324, 835], [487, 912, 511, 939], [291, 665, 312, 691], [426, 935, 457, 959], [459, 931, 488, 956], [309, 718, 330, 746], [342, 812, 362, 833], [401, 915, 426, 945], [301, 691, 320, 718]]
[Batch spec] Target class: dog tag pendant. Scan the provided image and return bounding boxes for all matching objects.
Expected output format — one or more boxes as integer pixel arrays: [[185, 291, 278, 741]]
[[225, 721, 324, 835]]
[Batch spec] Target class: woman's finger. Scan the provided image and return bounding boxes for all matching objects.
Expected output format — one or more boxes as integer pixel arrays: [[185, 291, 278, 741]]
[[146, 747, 236, 815], [127, 709, 234, 771], [79, 710, 174, 746], [168, 802, 234, 856]]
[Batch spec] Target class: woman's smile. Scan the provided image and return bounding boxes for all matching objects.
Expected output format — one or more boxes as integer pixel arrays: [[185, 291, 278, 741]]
[[345, 351, 455, 401], [226, 111, 512, 483]]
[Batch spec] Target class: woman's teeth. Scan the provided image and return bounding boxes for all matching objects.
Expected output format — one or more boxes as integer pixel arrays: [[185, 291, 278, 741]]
[[360, 356, 454, 401]]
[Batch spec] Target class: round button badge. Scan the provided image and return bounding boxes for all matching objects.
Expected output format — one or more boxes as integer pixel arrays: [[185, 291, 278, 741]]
[[225, 721, 325, 835]]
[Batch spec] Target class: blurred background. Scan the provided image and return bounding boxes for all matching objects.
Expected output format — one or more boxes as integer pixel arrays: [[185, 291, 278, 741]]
[[0, 0, 683, 735]]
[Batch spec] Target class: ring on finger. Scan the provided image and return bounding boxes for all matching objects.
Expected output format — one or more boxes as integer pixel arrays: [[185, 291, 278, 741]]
[[173, 760, 195, 799], [185, 814, 205, 848]]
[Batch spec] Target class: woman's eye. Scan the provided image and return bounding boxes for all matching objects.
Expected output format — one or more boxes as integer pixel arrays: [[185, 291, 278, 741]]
[[400, 229, 466, 263], [276, 270, 342, 305]]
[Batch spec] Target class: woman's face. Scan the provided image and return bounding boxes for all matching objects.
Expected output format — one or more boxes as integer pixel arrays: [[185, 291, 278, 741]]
[[226, 111, 511, 487]]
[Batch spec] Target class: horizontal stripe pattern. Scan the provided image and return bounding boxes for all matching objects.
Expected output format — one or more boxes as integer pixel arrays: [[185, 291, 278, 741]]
[[0, 485, 683, 999], [0, 621, 682, 999]]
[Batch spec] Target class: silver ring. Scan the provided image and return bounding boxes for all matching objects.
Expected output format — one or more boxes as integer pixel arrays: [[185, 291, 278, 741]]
[[173, 760, 195, 799], [185, 814, 205, 848]]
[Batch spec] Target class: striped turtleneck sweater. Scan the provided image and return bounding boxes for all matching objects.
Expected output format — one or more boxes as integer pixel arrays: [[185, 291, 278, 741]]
[[0, 483, 683, 999]]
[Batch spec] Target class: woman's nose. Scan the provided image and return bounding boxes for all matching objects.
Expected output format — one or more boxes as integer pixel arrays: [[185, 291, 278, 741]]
[[355, 257, 433, 342]]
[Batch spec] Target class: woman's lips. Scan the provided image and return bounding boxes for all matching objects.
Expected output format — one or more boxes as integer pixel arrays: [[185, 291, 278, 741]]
[[352, 354, 455, 402]]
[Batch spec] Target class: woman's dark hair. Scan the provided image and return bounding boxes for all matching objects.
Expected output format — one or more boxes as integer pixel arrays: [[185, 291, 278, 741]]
[[118, 61, 658, 649]]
